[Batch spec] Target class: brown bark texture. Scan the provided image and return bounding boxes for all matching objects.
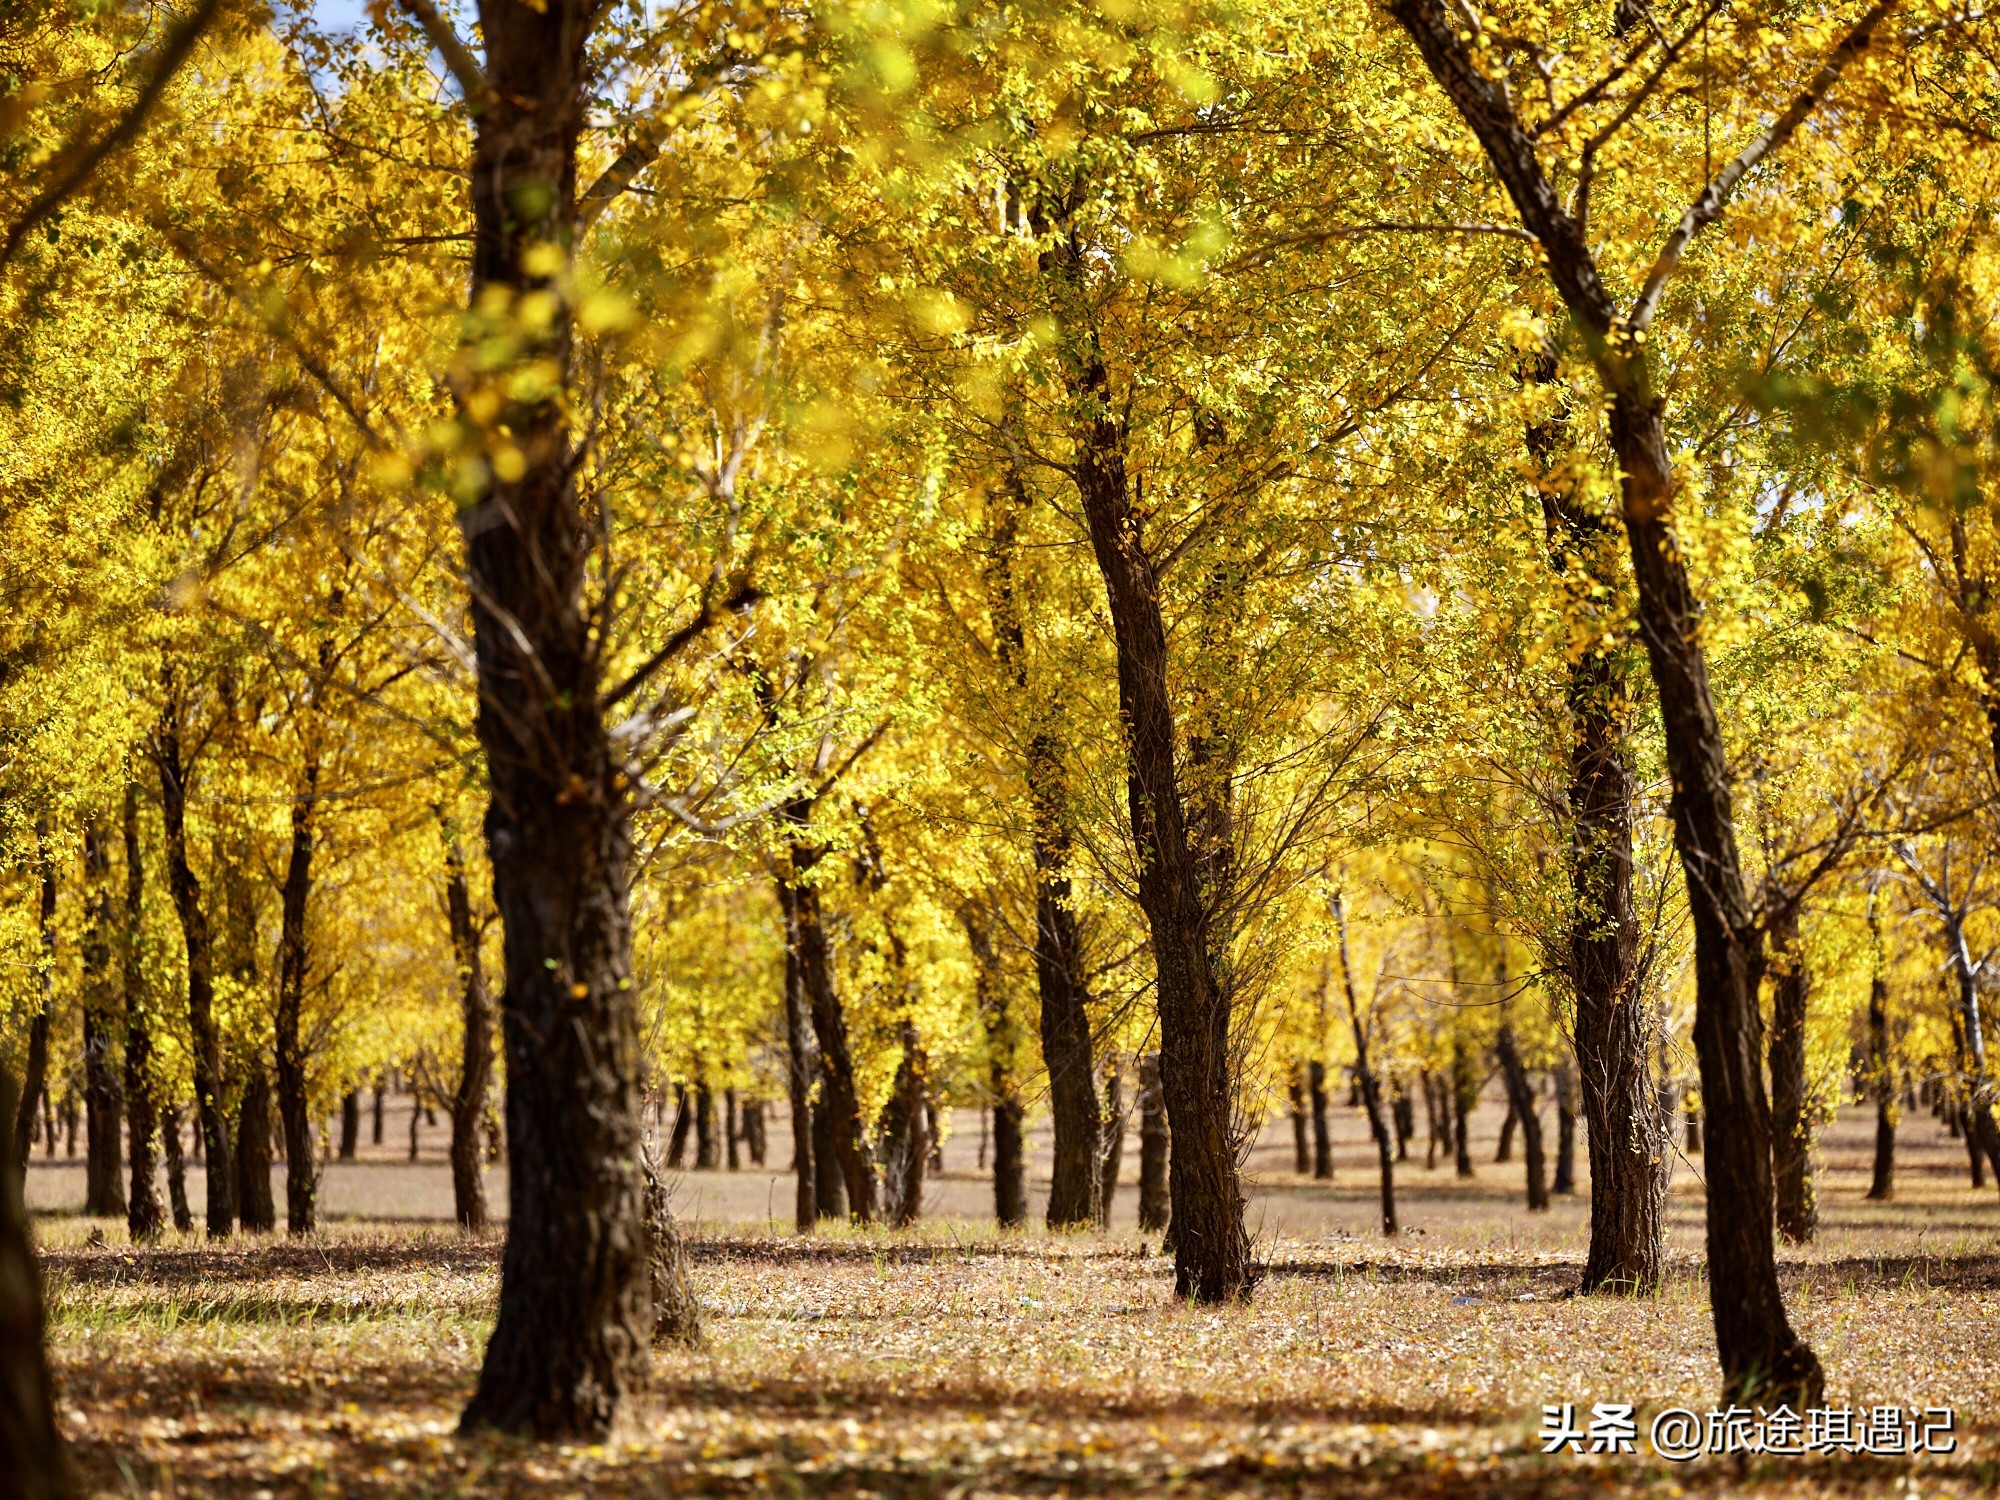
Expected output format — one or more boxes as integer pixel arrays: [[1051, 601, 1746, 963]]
[[1766, 907, 1818, 1243], [82, 824, 125, 1218], [122, 785, 163, 1241], [276, 763, 319, 1234], [0, 1073, 70, 1500]]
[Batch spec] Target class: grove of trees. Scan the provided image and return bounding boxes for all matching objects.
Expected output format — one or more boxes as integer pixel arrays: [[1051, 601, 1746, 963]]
[[6, 0, 2000, 1461]]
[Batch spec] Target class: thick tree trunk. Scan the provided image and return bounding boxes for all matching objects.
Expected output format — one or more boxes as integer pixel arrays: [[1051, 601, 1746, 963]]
[[990, 471, 1103, 1232], [1552, 1064, 1577, 1196], [1495, 1095, 1517, 1163], [122, 786, 163, 1241], [1053, 236, 1248, 1299], [743, 1100, 766, 1166], [1308, 1060, 1333, 1180], [235, 1069, 276, 1234], [442, 831, 492, 1232], [1136, 1051, 1169, 1233], [1332, 896, 1396, 1237], [0, 1074, 68, 1500], [666, 1085, 691, 1169], [82, 824, 125, 1218], [276, 764, 319, 1234], [455, 0, 650, 1437], [641, 1151, 700, 1347], [338, 1094, 359, 1161], [811, 1099, 847, 1221], [1494, 1024, 1549, 1212], [775, 875, 817, 1232], [1766, 907, 1817, 1243], [156, 713, 235, 1236]]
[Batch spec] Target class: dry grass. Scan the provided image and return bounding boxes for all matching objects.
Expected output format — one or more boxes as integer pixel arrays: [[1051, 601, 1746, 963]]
[[30, 1099, 2000, 1497]]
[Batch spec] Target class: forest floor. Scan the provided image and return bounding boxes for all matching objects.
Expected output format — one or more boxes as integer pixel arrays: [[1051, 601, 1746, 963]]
[[26, 1095, 2000, 1498]]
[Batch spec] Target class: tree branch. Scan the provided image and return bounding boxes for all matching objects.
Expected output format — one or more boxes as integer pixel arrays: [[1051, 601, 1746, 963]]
[[393, 0, 488, 105]]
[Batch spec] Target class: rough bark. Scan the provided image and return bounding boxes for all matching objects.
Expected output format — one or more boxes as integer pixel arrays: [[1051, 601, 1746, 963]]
[[811, 1099, 847, 1221], [162, 1106, 192, 1232], [121, 786, 162, 1241], [0, 1074, 70, 1500], [1098, 1064, 1125, 1223], [879, 1023, 928, 1227], [453, 0, 651, 1438], [1766, 906, 1817, 1243], [1046, 225, 1248, 1300], [275, 763, 319, 1234], [1332, 895, 1396, 1237], [1136, 1051, 1169, 1233], [235, 1070, 275, 1234], [1936, 905, 2000, 1185], [641, 1149, 700, 1348], [444, 831, 492, 1232], [81, 824, 125, 1218], [743, 1099, 766, 1166], [156, 712, 235, 1235]]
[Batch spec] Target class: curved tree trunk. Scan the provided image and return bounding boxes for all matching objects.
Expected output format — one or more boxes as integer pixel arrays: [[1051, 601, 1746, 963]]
[[82, 823, 125, 1218], [1494, 1022, 1548, 1212], [1049, 229, 1248, 1300], [445, 828, 492, 1234], [276, 763, 320, 1235], [454, 0, 650, 1437], [122, 786, 163, 1241], [1766, 906, 1817, 1243], [156, 710, 235, 1236]]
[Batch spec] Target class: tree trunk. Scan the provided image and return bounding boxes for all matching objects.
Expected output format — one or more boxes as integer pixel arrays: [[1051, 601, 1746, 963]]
[[1494, 1094, 1517, 1164], [454, 1, 651, 1436], [1052, 234, 1247, 1299], [82, 823, 125, 1218], [776, 834, 875, 1221], [1864, 897, 1894, 1201], [725, 1090, 740, 1172], [1098, 1063, 1125, 1224], [641, 1148, 700, 1348], [1136, 1051, 1169, 1233], [666, 1084, 691, 1169], [155, 712, 235, 1236], [221, 842, 275, 1237], [1938, 908, 2000, 1185], [1289, 1069, 1310, 1174], [0, 1073, 68, 1500], [1332, 895, 1395, 1237], [743, 1099, 766, 1166], [162, 1106, 192, 1232], [1552, 1064, 1577, 1196], [963, 906, 1027, 1228], [122, 786, 162, 1241], [1449, 1037, 1477, 1179], [694, 1084, 718, 1171], [879, 1023, 928, 1227], [1309, 1061, 1333, 1180], [1494, 1024, 1549, 1212], [444, 830, 491, 1233], [989, 470, 1102, 1232], [276, 764, 320, 1235], [12, 826, 56, 1172], [372, 1083, 384, 1145], [1390, 1079, 1413, 1163], [338, 1093, 359, 1161], [811, 1098, 847, 1221], [775, 876, 817, 1232], [1765, 905, 1816, 1243], [235, 1070, 275, 1234]]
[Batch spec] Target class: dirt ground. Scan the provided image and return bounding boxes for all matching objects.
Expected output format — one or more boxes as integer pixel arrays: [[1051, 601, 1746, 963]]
[[26, 1091, 2000, 1497]]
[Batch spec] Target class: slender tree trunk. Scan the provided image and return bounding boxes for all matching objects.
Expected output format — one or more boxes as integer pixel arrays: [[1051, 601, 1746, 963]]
[[454, 2, 652, 1434], [82, 824, 125, 1217], [694, 1084, 718, 1171], [221, 845, 275, 1237], [666, 1086, 691, 1169], [372, 1083, 384, 1146], [1097, 1063, 1125, 1224], [725, 1090, 740, 1172], [156, 712, 235, 1235], [1136, 1051, 1169, 1233], [1494, 1023, 1549, 1212], [1449, 1037, 1477, 1179], [1051, 231, 1247, 1299], [1332, 895, 1395, 1237], [743, 1100, 766, 1166], [12, 826, 55, 1172], [122, 786, 162, 1241], [1309, 1060, 1333, 1180], [162, 1106, 192, 1232], [775, 876, 817, 1232], [276, 763, 320, 1235], [338, 1094, 359, 1161], [1552, 1064, 1577, 1196], [1390, 1079, 1413, 1163], [963, 907, 1026, 1228], [811, 1099, 846, 1221], [879, 1024, 928, 1227], [0, 1074, 68, 1500], [989, 471, 1102, 1232], [1495, 1095, 1517, 1163], [444, 830, 492, 1233], [1766, 905, 1817, 1243], [1421, 1070, 1442, 1170], [1938, 909, 2000, 1185], [1289, 1068, 1311, 1174], [777, 831, 875, 1221]]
